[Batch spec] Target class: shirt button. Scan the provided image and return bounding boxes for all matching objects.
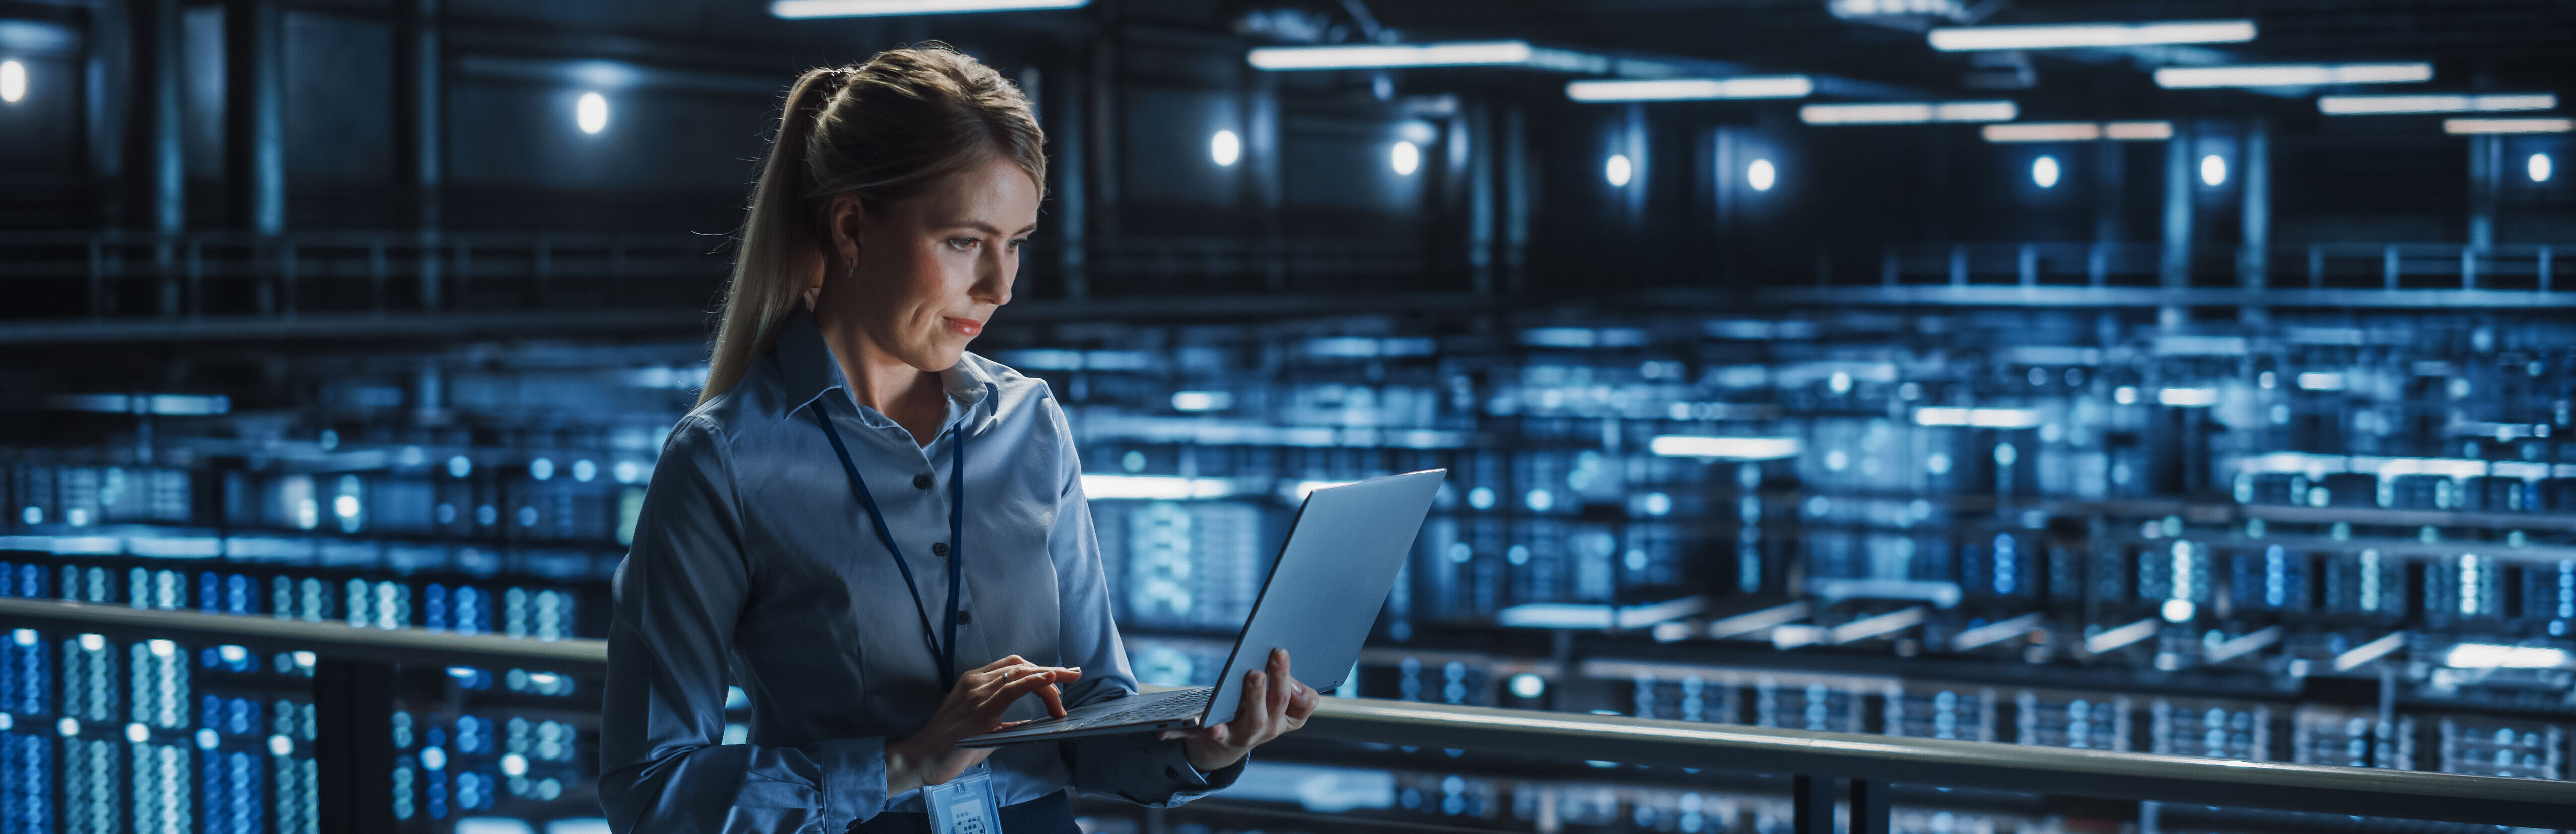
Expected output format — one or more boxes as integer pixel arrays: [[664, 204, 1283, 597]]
[[931, 542, 950, 558], [913, 473, 933, 490], [956, 611, 973, 625]]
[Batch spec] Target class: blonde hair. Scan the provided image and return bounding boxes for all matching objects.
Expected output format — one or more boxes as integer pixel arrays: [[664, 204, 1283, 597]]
[[700, 45, 1046, 405]]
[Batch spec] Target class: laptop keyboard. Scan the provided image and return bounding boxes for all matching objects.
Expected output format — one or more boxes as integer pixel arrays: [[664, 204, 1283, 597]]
[[1066, 688, 1213, 728]]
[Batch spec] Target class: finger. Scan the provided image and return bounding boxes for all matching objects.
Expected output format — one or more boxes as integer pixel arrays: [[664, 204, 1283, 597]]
[[1285, 676, 1321, 721], [1033, 681, 1067, 718], [1266, 650, 1294, 718], [1230, 670, 1271, 745], [983, 672, 1070, 721], [971, 655, 1028, 675]]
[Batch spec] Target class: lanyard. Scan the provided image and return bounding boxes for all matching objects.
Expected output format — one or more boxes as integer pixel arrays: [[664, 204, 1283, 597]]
[[810, 400, 966, 685]]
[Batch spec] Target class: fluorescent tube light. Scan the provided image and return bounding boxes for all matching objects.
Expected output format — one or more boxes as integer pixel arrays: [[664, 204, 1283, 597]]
[[771, 0, 1084, 17], [1648, 435, 1802, 460], [2156, 62, 2431, 89], [1983, 122, 2100, 141], [1980, 121, 2176, 142], [1800, 101, 2017, 125], [2104, 121, 2174, 140], [1169, 391, 1233, 411], [2319, 93, 2556, 115], [2295, 372, 2346, 391], [1080, 475, 1233, 500], [1912, 407, 2044, 428], [2157, 387, 2219, 407], [1566, 75, 1814, 102], [2444, 643, 2570, 669], [2444, 117, 2573, 135], [1247, 40, 1599, 72], [1929, 19, 2255, 52]]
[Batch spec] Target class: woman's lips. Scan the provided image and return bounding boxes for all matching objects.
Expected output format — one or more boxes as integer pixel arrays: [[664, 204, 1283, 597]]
[[944, 317, 983, 336]]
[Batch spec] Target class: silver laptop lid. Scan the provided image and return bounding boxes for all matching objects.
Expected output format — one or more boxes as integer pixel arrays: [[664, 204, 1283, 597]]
[[1198, 469, 1446, 726]]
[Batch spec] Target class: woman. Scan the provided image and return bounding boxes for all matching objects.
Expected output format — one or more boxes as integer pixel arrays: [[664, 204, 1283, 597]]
[[598, 46, 1319, 833]]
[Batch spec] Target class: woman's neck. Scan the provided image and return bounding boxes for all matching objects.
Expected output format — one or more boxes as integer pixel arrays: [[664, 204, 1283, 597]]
[[817, 317, 944, 446]]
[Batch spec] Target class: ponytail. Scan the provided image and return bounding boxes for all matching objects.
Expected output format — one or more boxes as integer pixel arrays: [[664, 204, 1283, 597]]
[[700, 46, 1046, 406], [701, 68, 840, 404]]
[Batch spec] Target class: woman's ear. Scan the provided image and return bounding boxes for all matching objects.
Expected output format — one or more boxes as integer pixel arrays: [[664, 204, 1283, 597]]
[[807, 193, 868, 311], [826, 193, 867, 274]]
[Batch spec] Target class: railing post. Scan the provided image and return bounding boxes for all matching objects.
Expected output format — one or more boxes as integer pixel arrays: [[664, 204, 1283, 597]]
[[2461, 246, 2477, 290], [2383, 244, 2399, 290], [2307, 245, 2322, 289], [370, 235, 390, 314], [185, 236, 203, 318], [88, 236, 106, 319], [1792, 774, 1835, 834], [2086, 241, 2106, 288], [2543, 246, 2554, 293], [1880, 248, 1898, 286], [1948, 244, 1968, 287], [1850, 779, 1893, 834], [281, 237, 299, 317], [2017, 243, 2037, 287], [315, 657, 397, 834]]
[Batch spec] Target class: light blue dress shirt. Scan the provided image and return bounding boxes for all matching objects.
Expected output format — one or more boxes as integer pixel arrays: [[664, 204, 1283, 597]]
[[598, 308, 1240, 832]]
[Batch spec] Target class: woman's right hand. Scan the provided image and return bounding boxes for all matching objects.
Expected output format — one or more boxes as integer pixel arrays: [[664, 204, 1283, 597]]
[[884, 655, 1082, 796]]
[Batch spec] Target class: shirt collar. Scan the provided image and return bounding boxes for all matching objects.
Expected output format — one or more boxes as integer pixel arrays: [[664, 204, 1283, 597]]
[[773, 306, 997, 432]]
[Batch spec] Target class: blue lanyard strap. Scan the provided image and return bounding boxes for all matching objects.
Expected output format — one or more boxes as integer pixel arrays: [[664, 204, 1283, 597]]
[[809, 401, 966, 685]]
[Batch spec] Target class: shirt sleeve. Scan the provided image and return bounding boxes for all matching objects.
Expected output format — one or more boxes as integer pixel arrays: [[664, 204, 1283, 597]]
[[597, 414, 895, 833], [1040, 396, 1247, 804]]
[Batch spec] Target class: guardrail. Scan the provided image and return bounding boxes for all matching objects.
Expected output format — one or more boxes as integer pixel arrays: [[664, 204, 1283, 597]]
[[1788, 241, 2568, 308], [0, 229, 729, 322], [4, 597, 2572, 831]]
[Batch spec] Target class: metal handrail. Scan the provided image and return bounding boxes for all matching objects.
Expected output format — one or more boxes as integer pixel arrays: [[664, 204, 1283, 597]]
[[5, 597, 2573, 828]]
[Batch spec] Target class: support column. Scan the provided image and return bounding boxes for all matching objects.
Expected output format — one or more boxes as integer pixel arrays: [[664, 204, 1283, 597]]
[[1501, 103, 1530, 294], [395, 0, 443, 308], [123, 0, 186, 317], [225, 0, 287, 236], [86, 1, 133, 226], [1051, 63, 1088, 302], [2468, 134, 2499, 254], [2158, 125, 2195, 329], [1249, 73, 1283, 293], [124, 0, 185, 237], [2093, 138, 2126, 244], [2239, 121, 2270, 323], [1464, 100, 1496, 296]]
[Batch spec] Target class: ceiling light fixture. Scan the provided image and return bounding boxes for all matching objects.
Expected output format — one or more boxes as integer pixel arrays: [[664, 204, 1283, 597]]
[[771, 0, 1085, 17], [2155, 62, 2432, 89], [1980, 121, 2173, 142], [1248, 40, 1598, 72], [2319, 93, 2556, 115], [1800, 101, 2017, 125], [1928, 19, 2255, 52], [2442, 117, 2573, 134], [1566, 75, 1814, 102]]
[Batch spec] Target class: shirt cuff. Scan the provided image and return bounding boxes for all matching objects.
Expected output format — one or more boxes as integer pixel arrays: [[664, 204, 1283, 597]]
[[813, 736, 889, 829], [1154, 740, 1246, 794]]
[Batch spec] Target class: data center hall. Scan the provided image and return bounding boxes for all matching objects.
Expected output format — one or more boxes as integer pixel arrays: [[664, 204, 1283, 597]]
[[5, 1, 2576, 833]]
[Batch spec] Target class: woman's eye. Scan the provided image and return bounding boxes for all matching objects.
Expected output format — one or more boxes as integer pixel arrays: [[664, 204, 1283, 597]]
[[946, 238, 977, 251], [1008, 238, 1028, 251]]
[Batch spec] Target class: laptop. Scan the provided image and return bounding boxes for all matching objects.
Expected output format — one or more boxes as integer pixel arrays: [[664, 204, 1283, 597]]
[[958, 469, 1446, 747]]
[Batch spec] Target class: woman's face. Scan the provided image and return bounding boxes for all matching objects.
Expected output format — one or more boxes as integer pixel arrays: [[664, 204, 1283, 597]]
[[817, 157, 1040, 372]]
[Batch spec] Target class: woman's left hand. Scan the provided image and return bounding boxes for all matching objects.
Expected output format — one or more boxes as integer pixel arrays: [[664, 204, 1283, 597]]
[[1158, 647, 1320, 772]]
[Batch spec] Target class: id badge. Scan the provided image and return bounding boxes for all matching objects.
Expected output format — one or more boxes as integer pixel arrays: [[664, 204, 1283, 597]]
[[923, 763, 1002, 834]]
